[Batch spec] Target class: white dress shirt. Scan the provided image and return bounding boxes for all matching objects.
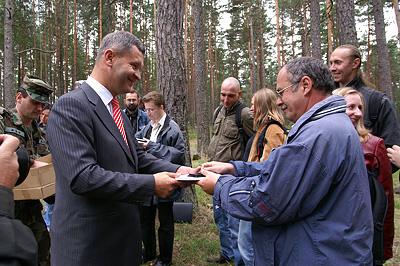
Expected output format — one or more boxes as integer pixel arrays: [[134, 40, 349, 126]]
[[86, 76, 114, 116], [150, 113, 166, 142]]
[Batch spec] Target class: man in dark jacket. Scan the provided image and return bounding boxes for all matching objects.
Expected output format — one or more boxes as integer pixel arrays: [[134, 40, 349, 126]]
[[330, 44, 399, 260], [0, 134, 37, 266], [135, 91, 185, 266], [330, 44, 400, 163], [124, 89, 150, 134]]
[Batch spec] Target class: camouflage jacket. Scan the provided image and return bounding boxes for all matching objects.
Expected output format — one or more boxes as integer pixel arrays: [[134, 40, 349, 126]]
[[0, 107, 49, 160]]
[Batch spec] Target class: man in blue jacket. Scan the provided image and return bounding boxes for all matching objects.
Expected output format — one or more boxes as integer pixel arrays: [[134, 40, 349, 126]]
[[124, 89, 150, 134], [198, 57, 373, 265], [135, 91, 185, 266]]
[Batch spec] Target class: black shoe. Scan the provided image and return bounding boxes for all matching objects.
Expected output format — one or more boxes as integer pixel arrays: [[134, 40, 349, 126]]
[[206, 255, 231, 264], [154, 260, 172, 266], [141, 255, 157, 264]]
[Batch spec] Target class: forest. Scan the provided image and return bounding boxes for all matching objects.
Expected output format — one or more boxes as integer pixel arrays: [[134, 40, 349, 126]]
[[1, 0, 400, 163]]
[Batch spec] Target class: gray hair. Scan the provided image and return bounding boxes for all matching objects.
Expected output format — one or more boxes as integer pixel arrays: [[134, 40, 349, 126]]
[[96, 31, 145, 62], [286, 57, 334, 95]]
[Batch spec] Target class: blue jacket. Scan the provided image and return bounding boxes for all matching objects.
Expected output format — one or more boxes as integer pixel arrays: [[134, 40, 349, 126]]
[[124, 108, 150, 133], [136, 114, 186, 202], [214, 95, 373, 265]]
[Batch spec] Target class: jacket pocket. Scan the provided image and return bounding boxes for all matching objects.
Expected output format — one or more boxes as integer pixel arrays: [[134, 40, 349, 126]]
[[212, 117, 222, 135], [222, 119, 239, 139]]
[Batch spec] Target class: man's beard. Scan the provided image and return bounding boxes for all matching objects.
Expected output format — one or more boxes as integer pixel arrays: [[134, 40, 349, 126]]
[[126, 104, 138, 112]]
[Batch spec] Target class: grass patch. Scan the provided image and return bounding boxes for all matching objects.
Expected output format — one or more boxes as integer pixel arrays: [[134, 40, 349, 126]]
[[385, 171, 400, 265]]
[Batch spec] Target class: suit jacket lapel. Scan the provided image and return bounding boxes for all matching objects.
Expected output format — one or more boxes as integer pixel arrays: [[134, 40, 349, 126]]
[[81, 82, 135, 164]]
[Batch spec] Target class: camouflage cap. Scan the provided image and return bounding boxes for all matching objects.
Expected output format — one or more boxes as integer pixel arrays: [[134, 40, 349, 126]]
[[21, 75, 53, 103]]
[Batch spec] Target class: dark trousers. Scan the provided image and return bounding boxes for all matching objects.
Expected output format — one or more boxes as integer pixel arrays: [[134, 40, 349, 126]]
[[140, 201, 174, 263]]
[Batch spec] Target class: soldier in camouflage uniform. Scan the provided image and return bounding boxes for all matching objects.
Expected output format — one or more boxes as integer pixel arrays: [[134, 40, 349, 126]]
[[0, 75, 53, 266]]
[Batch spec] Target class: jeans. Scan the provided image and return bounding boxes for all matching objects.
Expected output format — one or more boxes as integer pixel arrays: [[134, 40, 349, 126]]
[[213, 196, 244, 266], [238, 220, 254, 266], [43, 202, 54, 230]]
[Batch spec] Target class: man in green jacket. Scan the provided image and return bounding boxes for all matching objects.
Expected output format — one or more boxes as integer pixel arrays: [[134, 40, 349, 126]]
[[0, 75, 53, 266], [207, 77, 254, 265]]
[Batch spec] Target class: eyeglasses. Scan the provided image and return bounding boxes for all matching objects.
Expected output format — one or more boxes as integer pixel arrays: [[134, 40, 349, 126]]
[[144, 107, 158, 114], [276, 83, 299, 98]]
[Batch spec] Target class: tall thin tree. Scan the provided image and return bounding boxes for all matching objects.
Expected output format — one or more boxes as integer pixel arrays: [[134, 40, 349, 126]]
[[326, 0, 334, 57], [193, 0, 210, 158], [393, 0, 400, 46], [336, 0, 357, 45], [258, 0, 266, 89], [249, 10, 257, 94], [74, 0, 77, 88], [156, 0, 195, 203], [275, 0, 282, 69], [4, 0, 14, 108], [64, 0, 69, 94], [310, 0, 322, 59], [372, 0, 394, 100]]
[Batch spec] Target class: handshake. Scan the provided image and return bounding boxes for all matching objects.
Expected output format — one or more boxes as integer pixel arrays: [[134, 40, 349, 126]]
[[154, 161, 236, 197]]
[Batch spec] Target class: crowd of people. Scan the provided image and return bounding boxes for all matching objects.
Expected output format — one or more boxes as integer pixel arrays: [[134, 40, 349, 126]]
[[1, 30, 400, 266]]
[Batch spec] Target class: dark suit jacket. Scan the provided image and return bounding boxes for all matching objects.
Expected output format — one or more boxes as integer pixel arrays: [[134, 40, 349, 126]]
[[46, 82, 180, 266]]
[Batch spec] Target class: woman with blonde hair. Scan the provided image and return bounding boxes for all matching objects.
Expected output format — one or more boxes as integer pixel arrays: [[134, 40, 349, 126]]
[[247, 88, 286, 162], [238, 88, 286, 266], [333, 87, 394, 261]]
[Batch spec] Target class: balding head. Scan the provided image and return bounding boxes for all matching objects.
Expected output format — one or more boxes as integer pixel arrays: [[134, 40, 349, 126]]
[[220, 77, 242, 109]]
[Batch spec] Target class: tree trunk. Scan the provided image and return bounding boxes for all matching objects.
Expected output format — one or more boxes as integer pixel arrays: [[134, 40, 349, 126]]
[[55, 0, 62, 98], [302, 0, 311, 56], [64, 0, 69, 94], [258, 0, 266, 89], [393, 0, 400, 46], [4, 0, 14, 109], [130, 0, 133, 33], [190, 0, 196, 117], [99, 0, 102, 40], [85, 26, 90, 76], [74, 0, 77, 88], [33, 1, 37, 75], [326, 0, 333, 58], [156, 0, 195, 205], [291, 17, 295, 59], [213, 20, 218, 107], [274, 0, 282, 69], [184, 0, 190, 121], [310, 0, 322, 59], [193, 0, 210, 158], [372, 0, 393, 100], [249, 14, 257, 94], [336, 0, 357, 45], [367, 13, 371, 83], [207, 15, 212, 116]]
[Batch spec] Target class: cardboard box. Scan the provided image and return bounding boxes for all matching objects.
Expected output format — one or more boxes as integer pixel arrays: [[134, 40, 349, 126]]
[[13, 154, 55, 200]]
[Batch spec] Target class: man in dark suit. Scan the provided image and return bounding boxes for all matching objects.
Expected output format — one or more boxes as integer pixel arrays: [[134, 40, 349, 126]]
[[46, 31, 196, 266]]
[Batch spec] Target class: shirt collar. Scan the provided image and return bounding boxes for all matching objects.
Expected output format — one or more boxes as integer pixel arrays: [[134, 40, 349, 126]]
[[86, 76, 114, 114], [151, 112, 167, 129]]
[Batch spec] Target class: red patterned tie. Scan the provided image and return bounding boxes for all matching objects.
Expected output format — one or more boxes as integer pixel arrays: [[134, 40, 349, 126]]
[[111, 97, 128, 147]]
